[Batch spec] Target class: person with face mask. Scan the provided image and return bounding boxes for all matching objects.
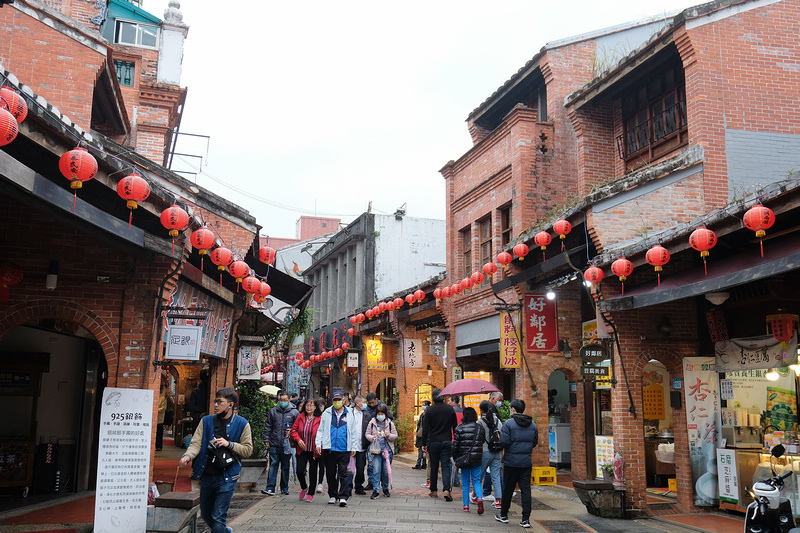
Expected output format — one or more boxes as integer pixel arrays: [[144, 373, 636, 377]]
[[349, 395, 372, 495], [413, 400, 431, 469], [180, 388, 253, 533], [261, 392, 299, 496], [315, 391, 359, 506], [365, 404, 398, 499]]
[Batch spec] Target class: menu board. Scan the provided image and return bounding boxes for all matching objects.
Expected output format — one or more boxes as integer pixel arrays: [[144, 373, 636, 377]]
[[94, 387, 154, 532], [595, 435, 614, 478]]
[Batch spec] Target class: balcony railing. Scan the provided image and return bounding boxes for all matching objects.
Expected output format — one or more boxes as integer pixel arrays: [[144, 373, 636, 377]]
[[616, 101, 687, 160]]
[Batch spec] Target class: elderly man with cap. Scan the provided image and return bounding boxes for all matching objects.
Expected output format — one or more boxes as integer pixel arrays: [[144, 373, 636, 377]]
[[315, 391, 359, 507]]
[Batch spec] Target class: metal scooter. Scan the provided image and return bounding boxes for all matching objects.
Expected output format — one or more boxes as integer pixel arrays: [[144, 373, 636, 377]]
[[745, 444, 800, 533]]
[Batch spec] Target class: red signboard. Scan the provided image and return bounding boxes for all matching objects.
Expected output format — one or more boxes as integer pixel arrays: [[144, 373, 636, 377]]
[[524, 293, 559, 352]]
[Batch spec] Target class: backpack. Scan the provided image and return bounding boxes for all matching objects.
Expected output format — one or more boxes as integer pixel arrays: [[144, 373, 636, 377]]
[[485, 414, 503, 453]]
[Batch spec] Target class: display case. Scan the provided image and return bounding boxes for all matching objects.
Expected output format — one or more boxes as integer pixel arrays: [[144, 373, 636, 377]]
[[718, 449, 800, 517]]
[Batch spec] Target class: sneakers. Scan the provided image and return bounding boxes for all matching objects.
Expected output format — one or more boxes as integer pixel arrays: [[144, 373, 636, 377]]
[[328, 497, 337, 504], [412, 464, 423, 470], [443, 490, 453, 502], [370, 491, 379, 500], [383, 490, 390, 498], [317, 483, 324, 492], [339, 498, 347, 507], [421, 482, 430, 488], [429, 491, 438, 497], [484, 494, 495, 501], [495, 514, 509, 523], [305, 495, 314, 503], [493, 501, 502, 509], [477, 499, 484, 515], [226, 528, 233, 533], [513, 491, 518, 498], [520, 519, 531, 528], [462, 505, 470, 512], [470, 492, 478, 504], [299, 489, 307, 501], [261, 489, 275, 496]]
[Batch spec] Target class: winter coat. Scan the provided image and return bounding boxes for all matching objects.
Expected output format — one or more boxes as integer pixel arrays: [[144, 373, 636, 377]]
[[365, 417, 398, 454], [315, 406, 359, 451], [352, 408, 373, 451], [414, 412, 426, 448], [290, 412, 322, 459], [422, 401, 457, 446], [262, 403, 300, 446], [452, 421, 485, 468], [476, 412, 502, 452], [499, 413, 538, 468]]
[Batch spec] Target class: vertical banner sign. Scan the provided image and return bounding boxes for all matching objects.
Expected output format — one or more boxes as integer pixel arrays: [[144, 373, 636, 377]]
[[347, 351, 358, 370], [429, 331, 447, 368], [684, 357, 721, 506], [237, 345, 261, 380], [500, 312, 521, 368], [365, 339, 387, 370], [716, 448, 738, 504], [525, 294, 559, 352], [94, 387, 153, 532], [403, 339, 420, 368]]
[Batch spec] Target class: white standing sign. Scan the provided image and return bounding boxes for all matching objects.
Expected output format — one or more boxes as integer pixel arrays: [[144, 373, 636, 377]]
[[94, 387, 154, 532]]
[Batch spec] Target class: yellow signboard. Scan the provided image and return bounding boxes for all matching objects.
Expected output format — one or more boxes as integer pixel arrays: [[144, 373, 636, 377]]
[[643, 383, 665, 419], [500, 312, 521, 369], [365, 339, 388, 370]]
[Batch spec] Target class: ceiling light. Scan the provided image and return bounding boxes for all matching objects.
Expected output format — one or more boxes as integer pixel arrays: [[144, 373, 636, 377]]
[[546, 290, 556, 300], [766, 368, 780, 381], [705, 291, 730, 306]]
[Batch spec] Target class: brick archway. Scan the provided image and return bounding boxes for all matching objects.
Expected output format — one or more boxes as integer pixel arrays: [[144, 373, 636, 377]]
[[0, 298, 119, 383]]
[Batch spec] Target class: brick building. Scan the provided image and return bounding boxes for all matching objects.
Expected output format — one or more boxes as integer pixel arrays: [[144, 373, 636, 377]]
[[440, 0, 800, 516]]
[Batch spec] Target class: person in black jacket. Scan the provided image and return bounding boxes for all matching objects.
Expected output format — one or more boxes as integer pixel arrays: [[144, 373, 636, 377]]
[[422, 388, 457, 501], [452, 407, 485, 514], [495, 399, 538, 528], [413, 400, 430, 469]]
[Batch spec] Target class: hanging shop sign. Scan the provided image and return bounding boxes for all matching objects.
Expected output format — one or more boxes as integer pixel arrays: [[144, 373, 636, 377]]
[[714, 333, 797, 372], [683, 357, 721, 507], [524, 294, 558, 352], [402, 338, 421, 368], [347, 351, 359, 369], [452, 366, 462, 382], [581, 365, 610, 378], [163, 279, 234, 359], [237, 345, 261, 380], [365, 339, 388, 370], [500, 312, 521, 369], [429, 331, 446, 357], [579, 343, 609, 364], [165, 324, 202, 361]]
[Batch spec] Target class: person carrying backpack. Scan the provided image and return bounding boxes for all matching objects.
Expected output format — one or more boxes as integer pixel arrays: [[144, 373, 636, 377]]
[[472, 400, 503, 508]]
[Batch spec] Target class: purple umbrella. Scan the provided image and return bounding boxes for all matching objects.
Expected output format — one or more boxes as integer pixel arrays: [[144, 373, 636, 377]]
[[439, 377, 500, 397], [382, 448, 393, 488]]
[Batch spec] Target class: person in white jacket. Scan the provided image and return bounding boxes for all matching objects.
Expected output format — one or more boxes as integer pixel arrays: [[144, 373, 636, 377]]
[[315, 391, 359, 507]]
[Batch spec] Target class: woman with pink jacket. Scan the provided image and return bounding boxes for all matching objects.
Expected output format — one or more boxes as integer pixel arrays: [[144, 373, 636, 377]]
[[365, 404, 398, 499]]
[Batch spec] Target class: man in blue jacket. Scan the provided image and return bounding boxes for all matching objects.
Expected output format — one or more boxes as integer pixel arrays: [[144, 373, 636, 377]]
[[316, 391, 359, 507], [180, 387, 253, 533], [495, 399, 538, 528]]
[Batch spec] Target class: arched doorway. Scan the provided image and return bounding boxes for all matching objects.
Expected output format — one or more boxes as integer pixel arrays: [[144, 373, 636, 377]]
[[642, 359, 676, 501], [376, 378, 396, 410], [0, 322, 107, 496]]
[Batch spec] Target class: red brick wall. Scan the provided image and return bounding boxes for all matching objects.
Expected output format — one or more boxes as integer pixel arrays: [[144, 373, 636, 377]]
[[297, 216, 341, 240]]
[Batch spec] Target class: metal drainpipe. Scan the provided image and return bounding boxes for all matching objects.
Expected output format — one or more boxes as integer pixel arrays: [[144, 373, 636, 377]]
[[142, 252, 184, 389]]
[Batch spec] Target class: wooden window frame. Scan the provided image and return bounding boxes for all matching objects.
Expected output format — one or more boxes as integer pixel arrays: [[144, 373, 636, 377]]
[[461, 227, 472, 279]]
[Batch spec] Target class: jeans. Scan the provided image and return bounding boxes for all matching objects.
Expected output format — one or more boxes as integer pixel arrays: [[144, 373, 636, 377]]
[[325, 450, 352, 500], [428, 441, 452, 492], [296, 451, 319, 493], [481, 450, 502, 499], [501, 465, 532, 520], [266, 446, 291, 493], [461, 465, 483, 506], [199, 474, 237, 533], [369, 450, 393, 492], [452, 462, 461, 485], [415, 446, 425, 466]]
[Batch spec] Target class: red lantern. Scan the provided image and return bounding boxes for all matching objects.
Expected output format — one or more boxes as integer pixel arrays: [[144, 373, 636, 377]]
[[414, 289, 425, 302], [433, 288, 443, 302], [259, 246, 276, 265], [350, 316, 357, 326], [497, 251, 513, 269], [347, 327, 356, 336], [335, 348, 343, 356], [405, 293, 415, 305], [461, 277, 473, 293], [116, 173, 150, 228], [611, 257, 633, 295], [59, 147, 98, 212], [210, 247, 233, 284], [483, 262, 498, 280], [160, 204, 190, 253], [386, 300, 396, 311], [241, 276, 260, 296], [442, 286, 452, 298], [513, 242, 530, 261], [645, 244, 670, 286], [393, 297, 404, 309], [379, 301, 387, 313], [373, 305, 381, 317], [767, 313, 799, 354], [553, 219, 572, 250], [0, 106, 18, 147], [0, 261, 23, 302], [743, 204, 776, 257], [357, 313, 366, 323], [191, 227, 215, 269], [0, 87, 28, 123], [257, 281, 271, 299], [689, 227, 717, 275], [296, 359, 303, 367], [452, 282, 463, 295], [342, 342, 350, 351], [584, 266, 604, 285], [229, 260, 250, 284], [366, 308, 375, 320], [534, 231, 551, 250], [471, 271, 485, 286]]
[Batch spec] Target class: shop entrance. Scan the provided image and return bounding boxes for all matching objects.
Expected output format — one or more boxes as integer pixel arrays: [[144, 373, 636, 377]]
[[0, 324, 106, 499], [547, 370, 572, 467], [375, 377, 396, 409], [642, 359, 676, 500]]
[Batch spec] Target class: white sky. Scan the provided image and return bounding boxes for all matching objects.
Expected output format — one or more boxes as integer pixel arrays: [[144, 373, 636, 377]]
[[145, 0, 703, 239]]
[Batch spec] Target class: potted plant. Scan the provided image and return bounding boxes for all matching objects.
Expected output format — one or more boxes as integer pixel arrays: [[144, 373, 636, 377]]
[[601, 463, 614, 482]]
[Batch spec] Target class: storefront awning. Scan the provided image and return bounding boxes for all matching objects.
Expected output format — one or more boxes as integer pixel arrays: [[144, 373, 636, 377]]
[[599, 237, 800, 312]]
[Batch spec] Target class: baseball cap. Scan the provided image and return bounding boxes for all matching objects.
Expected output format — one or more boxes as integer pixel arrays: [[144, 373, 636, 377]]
[[332, 391, 344, 401]]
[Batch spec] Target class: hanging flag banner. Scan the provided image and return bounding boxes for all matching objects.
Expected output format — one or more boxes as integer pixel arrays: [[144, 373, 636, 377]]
[[500, 312, 521, 368], [715, 333, 797, 372], [402, 338, 421, 368], [684, 357, 721, 506], [524, 294, 558, 352]]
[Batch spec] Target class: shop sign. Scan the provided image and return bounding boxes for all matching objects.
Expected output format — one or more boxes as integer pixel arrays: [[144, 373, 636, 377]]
[[429, 331, 446, 358], [165, 324, 202, 361], [582, 319, 598, 344], [347, 351, 359, 369], [94, 387, 153, 531], [500, 312, 521, 368], [683, 357, 720, 507], [163, 279, 234, 359], [524, 294, 558, 352], [716, 448, 738, 504], [579, 343, 608, 364], [402, 338, 421, 368], [452, 366, 462, 382], [715, 333, 797, 372], [582, 365, 609, 378], [237, 345, 261, 380], [365, 339, 388, 370]]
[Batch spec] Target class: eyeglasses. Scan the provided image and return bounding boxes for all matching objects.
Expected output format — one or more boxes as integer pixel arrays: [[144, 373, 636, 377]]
[[214, 399, 228, 404]]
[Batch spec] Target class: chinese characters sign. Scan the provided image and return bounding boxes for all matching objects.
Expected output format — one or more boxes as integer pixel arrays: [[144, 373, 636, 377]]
[[499, 312, 521, 369], [715, 333, 797, 372], [163, 279, 234, 359], [94, 387, 153, 532], [403, 339, 420, 368], [524, 294, 558, 352], [683, 357, 720, 506], [237, 345, 261, 380], [365, 339, 387, 370], [165, 325, 202, 361], [716, 448, 738, 504]]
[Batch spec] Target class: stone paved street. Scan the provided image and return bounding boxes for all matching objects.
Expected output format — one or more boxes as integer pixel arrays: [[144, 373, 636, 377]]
[[224, 454, 693, 533]]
